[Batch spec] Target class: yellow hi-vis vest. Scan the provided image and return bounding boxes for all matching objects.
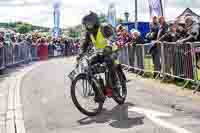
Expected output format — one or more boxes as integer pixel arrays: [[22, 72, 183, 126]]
[[90, 27, 118, 52], [90, 28, 107, 49]]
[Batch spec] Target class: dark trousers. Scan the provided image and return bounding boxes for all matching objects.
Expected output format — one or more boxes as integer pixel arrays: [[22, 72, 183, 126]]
[[151, 47, 161, 76], [90, 53, 125, 88], [0, 47, 4, 68]]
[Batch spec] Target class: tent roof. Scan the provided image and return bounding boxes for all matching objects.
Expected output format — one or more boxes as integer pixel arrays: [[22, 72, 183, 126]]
[[177, 8, 200, 19]]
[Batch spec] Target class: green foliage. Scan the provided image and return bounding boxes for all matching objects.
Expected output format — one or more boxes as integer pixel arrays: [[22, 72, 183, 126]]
[[66, 24, 82, 38], [16, 23, 33, 34], [0, 23, 9, 28], [8, 22, 17, 28], [68, 28, 80, 38], [0, 21, 50, 33], [117, 18, 124, 23]]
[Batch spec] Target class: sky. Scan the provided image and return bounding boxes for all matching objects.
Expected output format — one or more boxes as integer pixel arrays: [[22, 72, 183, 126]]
[[0, 0, 200, 28]]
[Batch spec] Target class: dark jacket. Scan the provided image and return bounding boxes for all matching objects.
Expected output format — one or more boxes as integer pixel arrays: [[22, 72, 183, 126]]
[[159, 31, 178, 42], [146, 22, 159, 41], [133, 36, 145, 45], [80, 25, 99, 54], [157, 22, 169, 39]]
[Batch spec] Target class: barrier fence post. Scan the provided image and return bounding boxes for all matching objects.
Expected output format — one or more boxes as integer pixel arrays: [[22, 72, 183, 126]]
[[141, 44, 151, 77], [192, 42, 200, 93], [160, 42, 165, 80], [191, 42, 198, 80], [5, 44, 8, 66], [11, 45, 14, 65], [2, 46, 5, 69], [125, 45, 130, 71], [0, 46, 5, 71], [140, 44, 145, 76]]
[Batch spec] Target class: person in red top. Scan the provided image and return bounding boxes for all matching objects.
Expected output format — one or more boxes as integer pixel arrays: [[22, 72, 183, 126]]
[[37, 37, 48, 60]]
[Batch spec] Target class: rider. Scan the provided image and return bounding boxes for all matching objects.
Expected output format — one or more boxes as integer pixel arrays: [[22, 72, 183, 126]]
[[78, 11, 125, 101]]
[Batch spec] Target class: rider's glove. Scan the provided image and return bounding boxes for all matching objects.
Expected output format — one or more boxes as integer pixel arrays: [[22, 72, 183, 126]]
[[76, 55, 81, 62], [76, 53, 83, 62]]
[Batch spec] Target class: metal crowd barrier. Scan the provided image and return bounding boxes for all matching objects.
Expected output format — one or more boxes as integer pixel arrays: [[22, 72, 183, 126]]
[[0, 42, 79, 72], [30, 45, 38, 61], [119, 42, 200, 92]]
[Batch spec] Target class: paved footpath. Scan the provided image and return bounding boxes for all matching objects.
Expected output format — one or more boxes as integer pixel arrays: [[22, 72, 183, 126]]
[[1, 57, 200, 133], [0, 77, 10, 133]]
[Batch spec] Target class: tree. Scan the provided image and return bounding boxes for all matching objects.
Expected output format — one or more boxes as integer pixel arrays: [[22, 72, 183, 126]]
[[16, 23, 32, 34], [8, 22, 17, 28], [67, 25, 82, 38], [117, 18, 124, 24]]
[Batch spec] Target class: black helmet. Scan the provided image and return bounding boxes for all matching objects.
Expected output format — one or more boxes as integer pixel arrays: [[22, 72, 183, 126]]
[[82, 12, 99, 30]]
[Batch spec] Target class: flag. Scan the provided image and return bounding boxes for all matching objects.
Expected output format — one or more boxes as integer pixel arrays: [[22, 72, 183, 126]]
[[107, 3, 117, 27], [52, 0, 60, 38], [148, 0, 163, 18]]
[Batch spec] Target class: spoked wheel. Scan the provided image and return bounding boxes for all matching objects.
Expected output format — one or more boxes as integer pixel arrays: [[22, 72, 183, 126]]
[[71, 74, 103, 116], [112, 70, 127, 105]]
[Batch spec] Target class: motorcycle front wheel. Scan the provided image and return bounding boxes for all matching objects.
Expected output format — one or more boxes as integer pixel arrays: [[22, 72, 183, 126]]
[[71, 73, 104, 116]]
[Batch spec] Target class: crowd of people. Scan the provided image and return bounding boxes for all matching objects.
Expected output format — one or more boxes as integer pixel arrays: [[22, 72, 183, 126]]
[[1, 14, 199, 79], [147, 15, 200, 78], [112, 15, 200, 79], [0, 31, 80, 71]]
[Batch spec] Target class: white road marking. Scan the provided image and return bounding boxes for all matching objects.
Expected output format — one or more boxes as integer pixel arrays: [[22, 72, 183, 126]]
[[129, 107, 192, 133], [6, 62, 46, 133]]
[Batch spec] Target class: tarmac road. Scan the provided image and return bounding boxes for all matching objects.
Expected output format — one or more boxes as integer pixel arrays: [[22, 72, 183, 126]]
[[20, 58, 200, 133]]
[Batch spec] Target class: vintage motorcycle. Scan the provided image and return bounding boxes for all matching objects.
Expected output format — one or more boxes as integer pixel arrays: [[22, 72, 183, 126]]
[[68, 47, 127, 116]]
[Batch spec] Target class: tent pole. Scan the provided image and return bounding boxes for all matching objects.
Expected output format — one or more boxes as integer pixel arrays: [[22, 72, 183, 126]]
[[160, 0, 164, 16], [135, 0, 138, 29]]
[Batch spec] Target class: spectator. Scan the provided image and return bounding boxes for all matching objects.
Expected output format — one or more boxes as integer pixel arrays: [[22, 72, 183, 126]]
[[176, 16, 200, 79], [146, 16, 159, 41], [37, 37, 48, 60], [149, 42, 161, 78], [172, 21, 187, 79], [129, 30, 145, 72], [53, 38, 59, 56], [4, 33, 13, 65], [56, 38, 64, 56], [4, 33, 12, 46], [64, 39, 70, 56], [122, 29, 132, 45], [116, 24, 123, 35], [159, 22, 179, 42], [25, 34, 33, 62], [176, 20, 187, 40], [149, 16, 168, 78], [30, 36, 38, 61], [19, 34, 28, 63], [117, 28, 132, 65], [157, 16, 169, 39], [159, 22, 177, 77], [74, 40, 80, 55], [60, 39, 65, 56], [177, 16, 200, 43], [0, 33, 5, 71], [48, 38, 56, 57]]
